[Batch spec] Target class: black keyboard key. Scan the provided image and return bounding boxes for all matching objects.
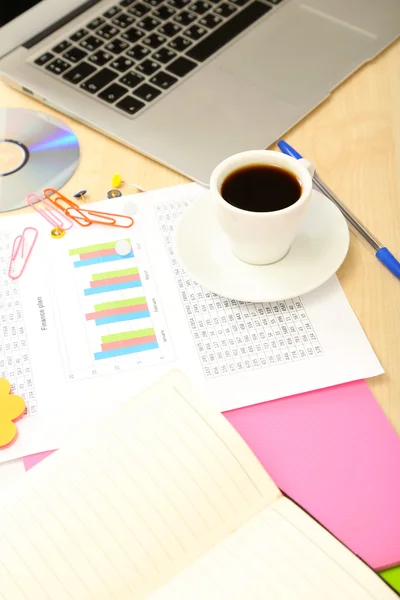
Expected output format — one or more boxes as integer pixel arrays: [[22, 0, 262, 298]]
[[119, 70, 145, 87], [229, 0, 250, 5], [112, 12, 135, 27], [34, 52, 54, 66], [168, 36, 192, 51], [269, 0, 283, 3], [137, 16, 160, 31], [167, 0, 191, 7], [46, 58, 71, 75], [187, 1, 270, 62], [97, 24, 120, 39], [80, 68, 118, 93], [146, 0, 164, 6], [52, 40, 71, 54], [152, 47, 177, 64], [173, 10, 196, 25], [184, 25, 207, 40], [166, 56, 196, 76], [189, 0, 211, 13], [136, 58, 160, 75], [87, 16, 106, 30], [133, 82, 161, 101], [142, 33, 166, 49], [70, 28, 88, 42], [116, 95, 145, 114], [127, 2, 150, 16], [62, 61, 96, 83], [120, 0, 134, 6], [110, 56, 135, 71], [80, 35, 103, 51], [121, 27, 144, 42], [98, 83, 128, 103], [63, 47, 88, 63], [88, 50, 113, 65], [127, 43, 150, 60], [104, 39, 130, 54], [150, 71, 177, 89], [153, 5, 176, 19], [103, 6, 121, 18], [158, 22, 181, 37], [214, 2, 237, 16], [199, 13, 223, 27]]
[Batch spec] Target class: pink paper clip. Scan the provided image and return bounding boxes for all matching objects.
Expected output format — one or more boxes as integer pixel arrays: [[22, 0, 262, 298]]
[[26, 193, 74, 231], [8, 227, 38, 280]]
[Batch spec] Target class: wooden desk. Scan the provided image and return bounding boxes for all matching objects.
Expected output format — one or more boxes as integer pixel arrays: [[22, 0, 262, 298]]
[[1, 39, 399, 433]]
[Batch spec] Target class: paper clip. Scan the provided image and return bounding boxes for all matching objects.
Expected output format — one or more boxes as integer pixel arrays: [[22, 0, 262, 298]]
[[26, 193, 74, 231], [65, 206, 134, 228], [43, 188, 134, 228], [8, 228, 38, 280]]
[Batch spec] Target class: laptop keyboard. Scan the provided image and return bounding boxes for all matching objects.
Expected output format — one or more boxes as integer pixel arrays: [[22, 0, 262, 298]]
[[32, 0, 283, 117]]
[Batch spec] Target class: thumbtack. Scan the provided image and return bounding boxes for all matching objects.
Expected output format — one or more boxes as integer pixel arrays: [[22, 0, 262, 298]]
[[73, 189, 87, 202], [107, 188, 122, 199], [50, 227, 66, 239], [112, 173, 122, 188]]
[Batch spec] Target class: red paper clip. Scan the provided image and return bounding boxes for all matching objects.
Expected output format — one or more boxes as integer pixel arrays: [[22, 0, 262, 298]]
[[8, 228, 38, 280]]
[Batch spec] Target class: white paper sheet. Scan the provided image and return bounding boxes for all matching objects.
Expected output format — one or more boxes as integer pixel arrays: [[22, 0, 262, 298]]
[[0, 183, 382, 462]]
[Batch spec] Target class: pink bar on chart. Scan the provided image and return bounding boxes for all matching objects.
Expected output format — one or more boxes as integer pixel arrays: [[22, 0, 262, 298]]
[[224, 379, 400, 571], [85, 303, 148, 321], [101, 334, 157, 352], [89, 273, 140, 287], [79, 248, 116, 260]]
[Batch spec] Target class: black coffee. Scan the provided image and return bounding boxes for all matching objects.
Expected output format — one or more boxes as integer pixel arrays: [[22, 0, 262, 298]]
[[221, 164, 302, 212]]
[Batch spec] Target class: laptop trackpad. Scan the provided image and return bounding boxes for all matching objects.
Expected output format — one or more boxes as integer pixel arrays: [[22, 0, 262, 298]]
[[220, 4, 375, 105]]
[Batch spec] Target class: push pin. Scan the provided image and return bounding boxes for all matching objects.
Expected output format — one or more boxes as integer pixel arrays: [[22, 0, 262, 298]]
[[50, 227, 66, 239], [73, 189, 87, 202], [107, 188, 122, 199], [111, 173, 122, 188]]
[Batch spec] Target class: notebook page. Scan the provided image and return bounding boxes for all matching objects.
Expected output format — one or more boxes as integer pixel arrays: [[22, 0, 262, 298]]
[[0, 371, 279, 600], [147, 497, 397, 600]]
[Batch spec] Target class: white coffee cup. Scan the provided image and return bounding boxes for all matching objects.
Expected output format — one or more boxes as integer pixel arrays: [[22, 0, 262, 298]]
[[210, 150, 315, 265]]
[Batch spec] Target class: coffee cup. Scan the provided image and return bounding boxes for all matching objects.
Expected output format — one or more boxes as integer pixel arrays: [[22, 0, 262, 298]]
[[210, 150, 315, 265]]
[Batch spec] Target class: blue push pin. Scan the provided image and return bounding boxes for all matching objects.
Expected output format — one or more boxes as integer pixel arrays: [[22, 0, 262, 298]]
[[107, 189, 122, 199], [73, 189, 87, 202]]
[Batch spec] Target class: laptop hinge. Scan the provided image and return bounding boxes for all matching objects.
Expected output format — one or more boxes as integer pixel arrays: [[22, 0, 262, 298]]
[[23, 0, 102, 49]]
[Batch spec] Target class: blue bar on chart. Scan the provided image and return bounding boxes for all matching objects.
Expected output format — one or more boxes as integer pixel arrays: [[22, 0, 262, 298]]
[[69, 240, 134, 268], [94, 309, 150, 326], [94, 340, 159, 360], [84, 280, 142, 296]]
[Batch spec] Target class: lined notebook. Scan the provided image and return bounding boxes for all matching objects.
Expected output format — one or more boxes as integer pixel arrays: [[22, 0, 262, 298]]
[[0, 372, 396, 599]]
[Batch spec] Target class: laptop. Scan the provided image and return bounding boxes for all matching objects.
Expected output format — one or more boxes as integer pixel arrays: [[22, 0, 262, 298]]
[[1, 0, 399, 184]]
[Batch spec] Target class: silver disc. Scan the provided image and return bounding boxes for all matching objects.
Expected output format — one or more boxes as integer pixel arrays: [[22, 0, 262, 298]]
[[0, 108, 80, 212]]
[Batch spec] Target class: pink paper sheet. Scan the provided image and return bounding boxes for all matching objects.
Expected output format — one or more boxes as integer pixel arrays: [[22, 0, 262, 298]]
[[23, 450, 55, 470], [23, 380, 400, 571], [225, 380, 400, 571]]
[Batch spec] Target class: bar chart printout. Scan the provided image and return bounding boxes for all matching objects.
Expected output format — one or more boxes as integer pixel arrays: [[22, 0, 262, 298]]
[[58, 238, 173, 380]]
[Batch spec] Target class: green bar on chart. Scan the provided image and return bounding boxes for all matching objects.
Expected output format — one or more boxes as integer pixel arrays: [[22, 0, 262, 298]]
[[92, 267, 138, 281], [94, 296, 147, 311], [101, 328, 155, 344], [69, 240, 126, 256]]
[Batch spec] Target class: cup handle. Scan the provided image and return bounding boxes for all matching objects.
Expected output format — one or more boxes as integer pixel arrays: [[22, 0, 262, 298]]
[[298, 158, 316, 178]]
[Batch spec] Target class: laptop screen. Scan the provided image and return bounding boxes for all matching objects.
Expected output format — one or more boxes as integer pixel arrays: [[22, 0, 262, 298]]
[[1, 1, 44, 28]]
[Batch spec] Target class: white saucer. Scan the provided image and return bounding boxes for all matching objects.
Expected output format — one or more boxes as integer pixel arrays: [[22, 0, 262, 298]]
[[174, 190, 349, 302]]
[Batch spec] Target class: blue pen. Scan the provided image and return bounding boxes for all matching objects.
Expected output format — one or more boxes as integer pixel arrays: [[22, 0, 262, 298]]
[[278, 140, 400, 280]]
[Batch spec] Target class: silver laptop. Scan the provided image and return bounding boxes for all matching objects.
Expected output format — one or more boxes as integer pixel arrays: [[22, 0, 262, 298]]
[[1, 0, 399, 184]]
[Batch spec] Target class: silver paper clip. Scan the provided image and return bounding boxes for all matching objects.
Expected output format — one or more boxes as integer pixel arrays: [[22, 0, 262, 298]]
[[8, 227, 38, 280]]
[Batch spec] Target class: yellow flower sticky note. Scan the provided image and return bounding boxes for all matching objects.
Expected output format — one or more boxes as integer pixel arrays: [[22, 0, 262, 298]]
[[0, 378, 25, 448]]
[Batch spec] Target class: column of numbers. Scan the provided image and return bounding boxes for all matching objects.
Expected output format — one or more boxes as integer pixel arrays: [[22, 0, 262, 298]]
[[155, 199, 324, 379], [0, 233, 37, 415]]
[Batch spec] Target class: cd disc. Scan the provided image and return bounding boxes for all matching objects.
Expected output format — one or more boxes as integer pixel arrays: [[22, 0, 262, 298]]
[[0, 108, 80, 212]]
